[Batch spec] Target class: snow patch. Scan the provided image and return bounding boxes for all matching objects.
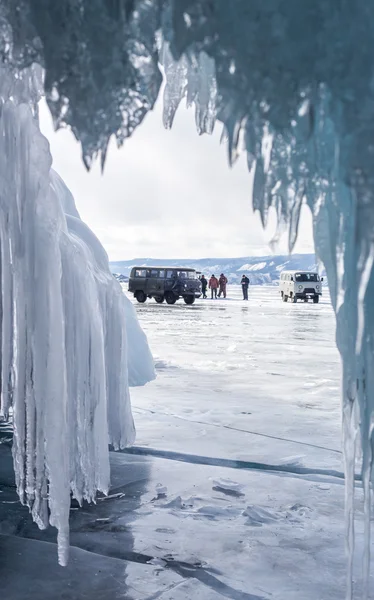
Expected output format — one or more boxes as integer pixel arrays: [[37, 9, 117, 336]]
[[248, 262, 267, 272]]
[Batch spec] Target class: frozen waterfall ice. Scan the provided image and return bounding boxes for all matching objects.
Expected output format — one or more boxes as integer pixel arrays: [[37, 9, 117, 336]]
[[0, 65, 154, 565], [1, 0, 374, 594]]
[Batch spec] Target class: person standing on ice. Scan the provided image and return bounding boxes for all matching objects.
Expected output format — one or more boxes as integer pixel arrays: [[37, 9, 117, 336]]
[[241, 274, 250, 300], [209, 274, 219, 299], [218, 273, 228, 298], [201, 274, 208, 298]]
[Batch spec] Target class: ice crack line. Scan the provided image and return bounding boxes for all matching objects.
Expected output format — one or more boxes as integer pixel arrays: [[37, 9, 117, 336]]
[[122, 446, 361, 484], [132, 407, 341, 454]]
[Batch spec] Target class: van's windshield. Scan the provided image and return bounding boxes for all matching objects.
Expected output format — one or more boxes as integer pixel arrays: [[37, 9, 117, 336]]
[[177, 271, 196, 279], [295, 273, 319, 282]]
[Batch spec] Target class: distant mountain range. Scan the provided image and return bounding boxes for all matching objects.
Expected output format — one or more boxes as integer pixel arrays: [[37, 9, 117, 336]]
[[110, 254, 323, 285]]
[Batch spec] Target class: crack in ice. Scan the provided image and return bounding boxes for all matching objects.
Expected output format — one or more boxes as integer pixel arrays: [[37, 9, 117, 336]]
[[122, 446, 358, 485], [133, 406, 341, 455]]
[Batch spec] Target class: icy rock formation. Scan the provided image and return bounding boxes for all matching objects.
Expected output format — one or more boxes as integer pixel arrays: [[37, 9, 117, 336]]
[[0, 66, 154, 565], [1, 0, 374, 590]]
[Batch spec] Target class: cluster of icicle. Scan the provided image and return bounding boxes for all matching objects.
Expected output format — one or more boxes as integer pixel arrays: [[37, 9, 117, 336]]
[[160, 5, 374, 596], [0, 64, 154, 566]]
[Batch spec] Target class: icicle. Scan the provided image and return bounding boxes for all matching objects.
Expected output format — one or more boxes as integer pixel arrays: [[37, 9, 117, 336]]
[[162, 42, 217, 134], [0, 215, 13, 418], [0, 64, 154, 564], [161, 13, 374, 593]]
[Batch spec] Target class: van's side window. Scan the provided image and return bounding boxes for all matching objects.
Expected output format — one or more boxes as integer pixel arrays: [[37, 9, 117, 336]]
[[135, 269, 146, 277], [150, 269, 159, 277], [166, 270, 176, 279], [158, 270, 165, 278]]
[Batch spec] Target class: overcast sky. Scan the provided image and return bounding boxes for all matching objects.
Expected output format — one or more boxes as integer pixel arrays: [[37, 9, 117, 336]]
[[40, 99, 314, 262]]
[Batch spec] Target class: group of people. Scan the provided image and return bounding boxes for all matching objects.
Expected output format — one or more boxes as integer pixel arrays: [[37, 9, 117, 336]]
[[205, 273, 228, 299], [199, 273, 250, 300]]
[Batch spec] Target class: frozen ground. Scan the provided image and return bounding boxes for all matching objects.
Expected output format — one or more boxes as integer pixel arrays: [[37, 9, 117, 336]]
[[1, 286, 373, 599]]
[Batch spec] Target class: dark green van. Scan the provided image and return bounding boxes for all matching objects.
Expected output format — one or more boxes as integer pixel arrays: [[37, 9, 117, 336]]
[[128, 266, 202, 305]]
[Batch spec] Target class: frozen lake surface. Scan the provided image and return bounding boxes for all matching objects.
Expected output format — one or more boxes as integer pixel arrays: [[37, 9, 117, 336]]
[[131, 285, 342, 470], [1, 286, 373, 598]]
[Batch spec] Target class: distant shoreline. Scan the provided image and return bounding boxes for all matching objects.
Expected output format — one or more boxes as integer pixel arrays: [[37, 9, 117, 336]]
[[111, 254, 323, 285]]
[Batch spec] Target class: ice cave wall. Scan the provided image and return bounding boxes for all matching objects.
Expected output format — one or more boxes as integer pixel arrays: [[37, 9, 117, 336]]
[[1, 0, 374, 588]]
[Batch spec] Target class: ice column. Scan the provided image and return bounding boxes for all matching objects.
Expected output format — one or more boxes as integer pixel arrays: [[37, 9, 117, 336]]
[[0, 69, 154, 565]]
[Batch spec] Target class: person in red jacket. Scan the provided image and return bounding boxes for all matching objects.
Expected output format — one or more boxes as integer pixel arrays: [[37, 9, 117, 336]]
[[209, 274, 219, 299], [218, 273, 228, 298]]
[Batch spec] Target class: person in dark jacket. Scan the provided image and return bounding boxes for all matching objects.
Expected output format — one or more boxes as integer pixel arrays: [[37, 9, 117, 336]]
[[241, 274, 250, 300], [200, 274, 208, 298]]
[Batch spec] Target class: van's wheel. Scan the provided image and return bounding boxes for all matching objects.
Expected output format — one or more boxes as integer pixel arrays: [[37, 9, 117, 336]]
[[155, 296, 164, 303], [283, 294, 288, 303], [165, 292, 177, 305], [135, 291, 147, 303], [313, 295, 319, 304], [304, 298, 308, 302], [184, 296, 195, 305]]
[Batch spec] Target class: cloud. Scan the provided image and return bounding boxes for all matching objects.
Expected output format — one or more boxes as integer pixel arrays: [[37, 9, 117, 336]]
[[40, 98, 314, 261]]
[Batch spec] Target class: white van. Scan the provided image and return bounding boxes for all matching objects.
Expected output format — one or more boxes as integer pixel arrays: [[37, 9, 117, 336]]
[[279, 270, 323, 303]]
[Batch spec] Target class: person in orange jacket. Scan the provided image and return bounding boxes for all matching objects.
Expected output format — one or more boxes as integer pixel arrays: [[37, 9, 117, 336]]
[[218, 273, 228, 298], [209, 274, 219, 299]]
